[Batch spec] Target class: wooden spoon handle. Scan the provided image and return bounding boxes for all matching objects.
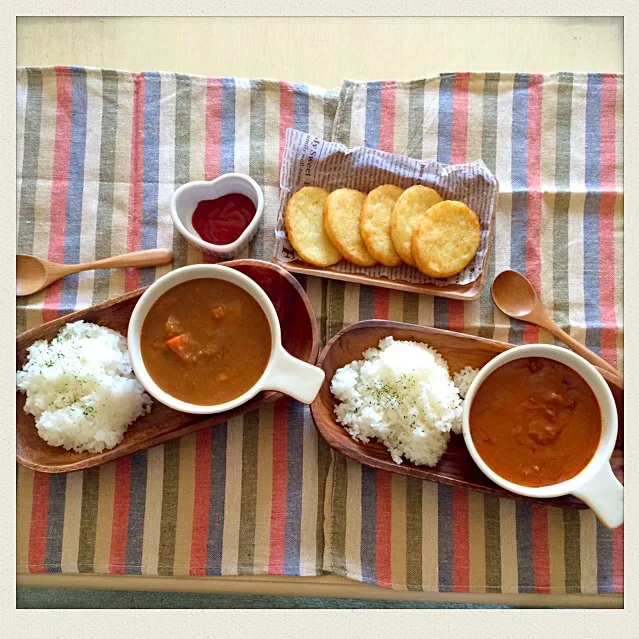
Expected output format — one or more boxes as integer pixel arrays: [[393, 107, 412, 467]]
[[65, 249, 174, 274], [539, 318, 620, 378]]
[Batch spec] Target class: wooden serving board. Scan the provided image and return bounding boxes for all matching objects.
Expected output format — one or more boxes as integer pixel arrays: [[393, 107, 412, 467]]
[[310, 320, 623, 509], [273, 258, 488, 300], [17, 260, 320, 473]]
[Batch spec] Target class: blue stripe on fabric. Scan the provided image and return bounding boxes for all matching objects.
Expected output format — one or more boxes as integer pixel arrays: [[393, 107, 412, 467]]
[[283, 401, 305, 575], [509, 73, 532, 346], [596, 520, 614, 592], [434, 73, 456, 329], [364, 82, 382, 148], [437, 484, 453, 592], [207, 423, 228, 575], [360, 465, 377, 585], [515, 500, 534, 593], [436, 73, 454, 164], [583, 73, 603, 355], [44, 474, 67, 572], [60, 67, 88, 314], [220, 78, 236, 173], [139, 72, 161, 288], [124, 451, 148, 574], [292, 84, 310, 133]]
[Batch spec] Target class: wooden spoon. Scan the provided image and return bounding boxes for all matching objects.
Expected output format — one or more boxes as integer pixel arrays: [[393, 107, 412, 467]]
[[491, 269, 621, 382], [16, 249, 174, 297]]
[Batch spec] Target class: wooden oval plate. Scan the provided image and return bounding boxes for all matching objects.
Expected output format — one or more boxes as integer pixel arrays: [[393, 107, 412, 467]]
[[17, 260, 319, 473], [310, 320, 623, 509]]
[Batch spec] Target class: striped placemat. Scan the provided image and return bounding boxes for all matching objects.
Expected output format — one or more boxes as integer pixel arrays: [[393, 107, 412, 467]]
[[322, 74, 623, 593], [16, 68, 623, 594]]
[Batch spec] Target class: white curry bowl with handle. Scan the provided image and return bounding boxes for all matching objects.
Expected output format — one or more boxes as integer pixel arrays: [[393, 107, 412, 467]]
[[127, 264, 325, 415], [170, 173, 264, 261], [461, 343, 623, 529]]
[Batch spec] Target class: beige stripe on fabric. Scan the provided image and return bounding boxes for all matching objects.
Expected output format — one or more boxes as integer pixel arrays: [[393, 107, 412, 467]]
[[348, 83, 367, 147], [468, 491, 486, 593], [344, 460, 362, 581], [108, 72, 135, 300], [234, 78, 252, 175], [393, 84, 409, 155], [421, 77, 440, 157], [614, 195, 624, 369], [60, 471, 84, 573], [579, 510, 598, 594], [16, 466, 34, 573], [300, 408, 320, 574], [155, 74, 177, 279], [16, 68, 28, 209], [388, 290, 404, 322], [539, 78, 559, 325], [548, 507, 566, 594], [141, 444, 164, 575], [343, 282, 360, 326], [253, 405, 274, 573], [221, 416, 244, 574], [322, 453, 335, 572], [421, 482, 438, 590], [262, 82, 281, 260], [499, 498, 519, 594], [390, 474, 407, 590], [172, 433, 196, 575], [93, 461, 115, 572], [184, 78, 207, 266], [77, 70, 103, 301]]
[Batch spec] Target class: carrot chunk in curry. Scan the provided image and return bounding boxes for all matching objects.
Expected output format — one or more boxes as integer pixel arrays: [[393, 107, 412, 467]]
[[141, 279, 271, 405]]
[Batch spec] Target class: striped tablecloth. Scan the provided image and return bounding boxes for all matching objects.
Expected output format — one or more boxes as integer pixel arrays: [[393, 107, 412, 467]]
[[16, 68, 623, 594]]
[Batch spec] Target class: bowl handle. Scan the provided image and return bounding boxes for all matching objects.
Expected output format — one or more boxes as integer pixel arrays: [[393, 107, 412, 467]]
[[263, 346, 325, 405], [572, 464, 624, 529]]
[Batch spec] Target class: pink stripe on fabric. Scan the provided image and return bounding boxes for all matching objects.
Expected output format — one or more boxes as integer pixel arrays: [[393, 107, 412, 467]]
[[42, 67, 73, 323], [531, 503, 550, 594], [28, 473, 50, 573], [452, 487, 470, 592], [124, 73, 146, 291], [109, 457, 132, 574], [524, 74, 544, 345], [613, 525, 624, 593], [202, 78, 223, 265], [189, 429, 213, 576], [598, 74, 618, 366], [375, 472, 393, 588], [379, 81, 396, 153], [279, 82, 295, 170], [448, 72, 471, 332]]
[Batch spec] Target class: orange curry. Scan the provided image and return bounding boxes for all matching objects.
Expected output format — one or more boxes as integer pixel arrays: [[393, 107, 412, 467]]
[[141, 279, 271, 405], [469, 357, 601, 487]]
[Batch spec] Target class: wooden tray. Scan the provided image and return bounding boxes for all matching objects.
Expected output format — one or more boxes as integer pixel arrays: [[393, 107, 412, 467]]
[[273, 258, 489, 300], [310, 320, 624, 509], [17, 260, 320, 473]]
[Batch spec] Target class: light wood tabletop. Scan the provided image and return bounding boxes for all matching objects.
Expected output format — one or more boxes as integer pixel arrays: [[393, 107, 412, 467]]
[[16, 15, 623, 607]]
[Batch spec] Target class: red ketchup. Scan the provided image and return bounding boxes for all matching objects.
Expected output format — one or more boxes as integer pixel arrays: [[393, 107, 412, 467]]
[[191, 193, 257, 245]]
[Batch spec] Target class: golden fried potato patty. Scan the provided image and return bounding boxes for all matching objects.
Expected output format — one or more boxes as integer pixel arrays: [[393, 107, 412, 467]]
[[411, 200, 480, 278], [360, 184, 404, 266], [390, 185, 443, 266], [323, 188, 376, 267], [284, 186, 342, 267]]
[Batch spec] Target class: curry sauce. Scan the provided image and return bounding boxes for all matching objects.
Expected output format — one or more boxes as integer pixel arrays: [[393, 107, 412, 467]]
[[469, 357, 601, 487], [141, 279, 271, 405]]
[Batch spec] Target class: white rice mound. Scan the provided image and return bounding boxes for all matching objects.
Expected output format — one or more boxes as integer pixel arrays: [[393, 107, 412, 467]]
[[17, 320, 152, 453], [331, 336, 479, 467]]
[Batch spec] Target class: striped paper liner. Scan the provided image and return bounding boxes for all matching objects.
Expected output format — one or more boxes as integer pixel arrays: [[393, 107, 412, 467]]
[[16, 68, 622, 594], [273, 128, 499, 286]]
